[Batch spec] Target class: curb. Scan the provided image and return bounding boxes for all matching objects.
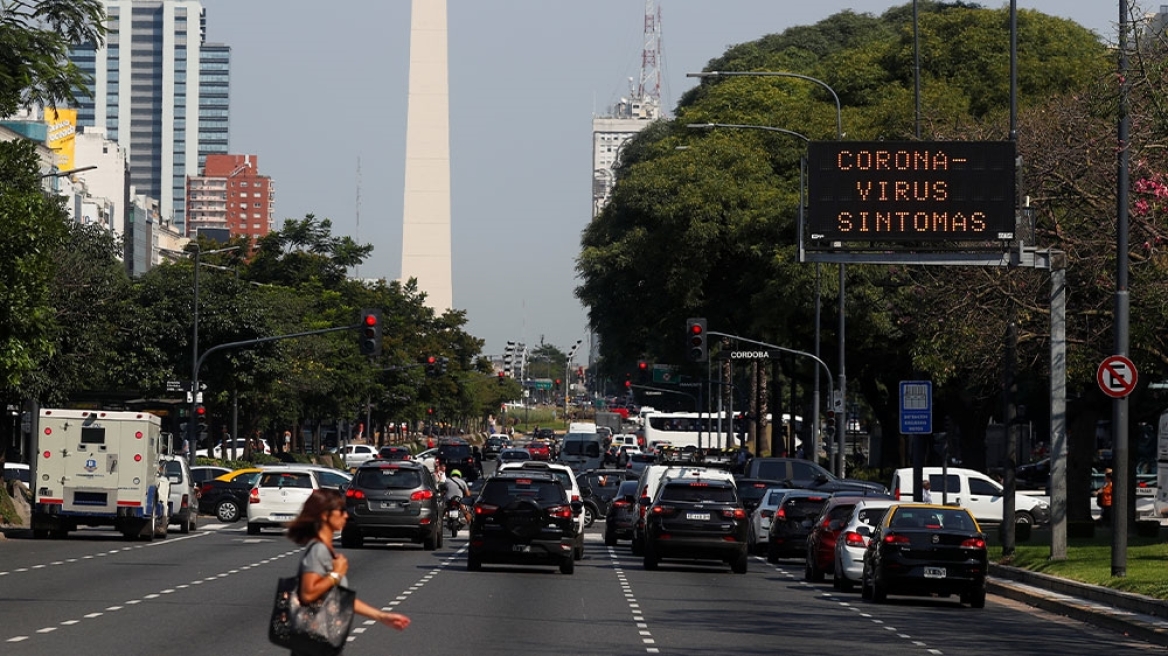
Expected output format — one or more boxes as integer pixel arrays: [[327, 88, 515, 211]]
[[989, 564, 1168, 647]]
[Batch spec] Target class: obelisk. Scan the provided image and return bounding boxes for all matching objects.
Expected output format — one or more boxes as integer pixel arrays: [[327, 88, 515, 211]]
[[400, 0, 453, 311]]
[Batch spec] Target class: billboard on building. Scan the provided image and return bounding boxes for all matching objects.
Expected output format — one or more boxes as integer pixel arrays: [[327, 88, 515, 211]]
[[45, 108, 77, 172]]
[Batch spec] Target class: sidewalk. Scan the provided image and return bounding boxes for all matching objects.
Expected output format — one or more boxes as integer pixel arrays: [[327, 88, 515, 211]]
[[989, 563, 1168, 646]]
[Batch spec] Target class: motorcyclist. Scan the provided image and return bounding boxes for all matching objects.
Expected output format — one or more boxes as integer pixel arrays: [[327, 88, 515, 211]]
[[443, 469, 471, 525]]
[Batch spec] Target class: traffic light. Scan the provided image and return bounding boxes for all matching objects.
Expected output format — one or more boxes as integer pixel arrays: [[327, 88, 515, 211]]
[[195, 405, 208, 441], [358, 309, 382, 356], [824, 410, 836, 439], [438, 356, 449, 374], [425, 355, 438, 375], [497, 371, 506, 385], [637, 360, 650, 382], [686, 318, 708, 362], [624, 373, 632, 389], [555, 378, 562, 387]]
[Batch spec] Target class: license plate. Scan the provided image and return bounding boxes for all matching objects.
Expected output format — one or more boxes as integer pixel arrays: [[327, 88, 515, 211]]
[[381, 502, 401, 510], [687, 512, 711, 521], [447, 509, 461, 518], [272, 513, 295, 521], [512, 544, 531, 552], [924, 567, 946, 579]]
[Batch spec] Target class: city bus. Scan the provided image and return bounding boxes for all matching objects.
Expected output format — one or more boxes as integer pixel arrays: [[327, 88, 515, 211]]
[[642, 411, 802, 453]]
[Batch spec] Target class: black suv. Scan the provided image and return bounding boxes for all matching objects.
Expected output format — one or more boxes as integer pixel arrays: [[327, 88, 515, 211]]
[[467, 471, 582, 574], [436, 439, 479, 480], [341, 461, 443, 550], [744, 458, 886, 495], [642, 477, 749, 574], [482, 435, 511, 460]]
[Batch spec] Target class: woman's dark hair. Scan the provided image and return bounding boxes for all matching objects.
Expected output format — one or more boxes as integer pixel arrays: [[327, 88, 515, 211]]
[[287, 488, 345, 545]]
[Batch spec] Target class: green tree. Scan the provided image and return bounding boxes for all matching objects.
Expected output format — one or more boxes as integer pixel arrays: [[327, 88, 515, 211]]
[[0, 0, 106, 116]]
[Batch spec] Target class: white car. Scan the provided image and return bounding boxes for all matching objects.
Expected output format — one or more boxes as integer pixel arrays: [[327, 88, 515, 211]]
[[832, 498, 901, 592], [415, 448, 439, 473], [262, 464, 352, 490], [747, 487, 790, 554], [498, 460, 587, 559], [162, 456, 198, 534], [3, 462, 30, 485], [195, 438, 272, 459], [338, 444, 379, 468], [247, 468, 320, 535]]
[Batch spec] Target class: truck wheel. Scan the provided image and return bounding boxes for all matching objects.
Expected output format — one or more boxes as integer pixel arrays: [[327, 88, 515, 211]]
[[246, 522, 260, 536], [33, 529, 48, 540], [179, 513, 191, 534], [1014, 511, 1034, 525], [560, 555, 575, 575], [731, 550, 748, 574]]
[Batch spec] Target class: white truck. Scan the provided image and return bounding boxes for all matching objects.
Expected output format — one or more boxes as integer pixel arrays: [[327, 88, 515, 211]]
[[32, 408, 171, 540]]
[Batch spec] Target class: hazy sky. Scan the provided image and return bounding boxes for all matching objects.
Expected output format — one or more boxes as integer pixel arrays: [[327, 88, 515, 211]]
[[197, 0, 1117, 361]]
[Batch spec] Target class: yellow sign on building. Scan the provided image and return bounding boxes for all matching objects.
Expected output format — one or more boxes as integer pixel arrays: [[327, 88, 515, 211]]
[[45, 108, 77, 172]]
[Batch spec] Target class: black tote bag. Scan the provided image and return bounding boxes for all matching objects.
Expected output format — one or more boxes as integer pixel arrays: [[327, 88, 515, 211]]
[[269, 573, 356, 656]]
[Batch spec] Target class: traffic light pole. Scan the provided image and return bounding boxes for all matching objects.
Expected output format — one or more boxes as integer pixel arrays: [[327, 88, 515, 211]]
[[706, 331, 835, 458], [188, 323, 361, 459]]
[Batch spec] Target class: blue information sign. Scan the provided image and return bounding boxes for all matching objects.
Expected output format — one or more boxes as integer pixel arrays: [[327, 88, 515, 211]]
[[899, 381, 932, 434]]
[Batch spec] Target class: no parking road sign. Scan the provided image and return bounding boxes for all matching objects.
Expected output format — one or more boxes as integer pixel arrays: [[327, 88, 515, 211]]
[[1097, 355, 1138, 399]]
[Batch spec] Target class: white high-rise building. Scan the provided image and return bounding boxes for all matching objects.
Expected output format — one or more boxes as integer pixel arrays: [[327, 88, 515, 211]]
[[591, 97, 660, 219], [70, 0, 229, 233]]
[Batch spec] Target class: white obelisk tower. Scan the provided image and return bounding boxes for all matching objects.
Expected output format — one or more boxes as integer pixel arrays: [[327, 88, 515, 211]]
[[400, 0, 453, 311]]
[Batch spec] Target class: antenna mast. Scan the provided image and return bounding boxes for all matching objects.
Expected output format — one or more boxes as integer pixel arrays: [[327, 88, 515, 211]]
[[355, 156, 362, 277], [638, 0, 663, 110]]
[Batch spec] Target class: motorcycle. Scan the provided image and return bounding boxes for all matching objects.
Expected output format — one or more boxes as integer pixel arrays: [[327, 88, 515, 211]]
[[445, 497, 468, 538]]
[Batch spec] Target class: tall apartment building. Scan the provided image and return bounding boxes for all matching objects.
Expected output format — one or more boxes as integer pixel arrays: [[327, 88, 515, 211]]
[[70, 0, 230, 234], [591, 96, 660, 219], [186, 154, 274, 240]]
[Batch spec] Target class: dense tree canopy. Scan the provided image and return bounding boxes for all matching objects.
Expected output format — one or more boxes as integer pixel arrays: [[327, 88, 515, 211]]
[[578, 0, 1131, 490]]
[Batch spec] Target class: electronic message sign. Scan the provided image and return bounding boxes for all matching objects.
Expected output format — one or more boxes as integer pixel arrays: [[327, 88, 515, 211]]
[[807, 141, 1016, 242]]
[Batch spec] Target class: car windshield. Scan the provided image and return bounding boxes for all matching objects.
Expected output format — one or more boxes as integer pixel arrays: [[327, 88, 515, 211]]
[[783, 496, 828, 518], [480, 479, 566, 505], [439, 445, 470, 459], [855, 507, 889, 527], [500, 451, 529, 461], [738, 483, 773, 503], [258, 472, 313, 489], [563, 439, 601, 457], [890, 508, 976, 531], [659, 483, 736, 504], [164, 460, 185, 478], [355, 467, 422, 490]]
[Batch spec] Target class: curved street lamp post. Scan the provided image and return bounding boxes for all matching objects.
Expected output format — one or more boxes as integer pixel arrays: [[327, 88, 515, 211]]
[[687, 70, 848, 476]]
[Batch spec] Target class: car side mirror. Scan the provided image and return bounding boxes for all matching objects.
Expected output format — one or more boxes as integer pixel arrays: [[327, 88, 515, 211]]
[[570, 500, 584, 514]]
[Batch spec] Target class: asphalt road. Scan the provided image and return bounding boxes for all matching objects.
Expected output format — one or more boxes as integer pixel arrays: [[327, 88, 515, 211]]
[[1, 519, 1162, 656]]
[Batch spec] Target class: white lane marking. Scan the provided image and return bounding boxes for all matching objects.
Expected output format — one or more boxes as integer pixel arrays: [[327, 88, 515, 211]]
[[342, 544, 468, 647], [608, 545, 659, 653], [1, 545, 299, 644]]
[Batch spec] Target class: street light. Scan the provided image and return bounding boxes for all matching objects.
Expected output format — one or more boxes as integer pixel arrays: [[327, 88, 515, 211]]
[[180, 244, 240, 460], [687, 121, 823, 463], [687, 70, 848, 476], [40, 165, 98, 178], [565, 339, 584, 421]]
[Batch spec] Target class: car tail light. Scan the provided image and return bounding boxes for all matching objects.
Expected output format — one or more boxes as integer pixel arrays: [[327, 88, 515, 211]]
[[571, 494, 579, 502], [775, 507, 787, 520], [822, 517, 833, 528], [650, 505, 676, 517], [548, 505, 573, 519], [843, 530, 867, 547], [249, 488, 260, 504], [346, 488, 366, 501], [410, 489, 433, 501], [760, 509, 773, 519], [894, 488, 901, 501], [199, 483, 214, 496], [721, 508, 747, 520], [180, 494, 189, 510], [961, 537, 987, 549], [613, 500, 631, 509], [475, 504, 498, 516], [883, 533, 910, 545]]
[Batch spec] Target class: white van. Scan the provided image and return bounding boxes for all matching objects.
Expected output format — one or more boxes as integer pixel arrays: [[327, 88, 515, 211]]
[[891, 467, 1051, 525], [559, 423, 604, 472]]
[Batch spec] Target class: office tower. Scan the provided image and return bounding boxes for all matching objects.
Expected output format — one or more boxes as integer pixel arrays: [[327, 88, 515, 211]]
[[70, 0, 229, 234], [186, 154, 274, 241], [400, 0, 453, 312]]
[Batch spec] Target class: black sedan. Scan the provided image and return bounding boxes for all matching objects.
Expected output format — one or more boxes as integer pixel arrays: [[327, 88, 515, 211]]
[[861, 504, 988, 608], [604, 480, 639, 546], [197, 468, 263, 523]]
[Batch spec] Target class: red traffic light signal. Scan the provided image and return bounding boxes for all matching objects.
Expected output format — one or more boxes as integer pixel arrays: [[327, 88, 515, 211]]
[[686, 318, 708, 362], [638, 360, 648, 371], [555, 379, 562, 386], [359, 309, 382, 356], [824, 410, 837, 437]]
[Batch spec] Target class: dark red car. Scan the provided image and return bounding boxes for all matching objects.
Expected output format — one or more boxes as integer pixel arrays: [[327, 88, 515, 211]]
[[526, 440, 551, 461], [805, 495, 883, 582]]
